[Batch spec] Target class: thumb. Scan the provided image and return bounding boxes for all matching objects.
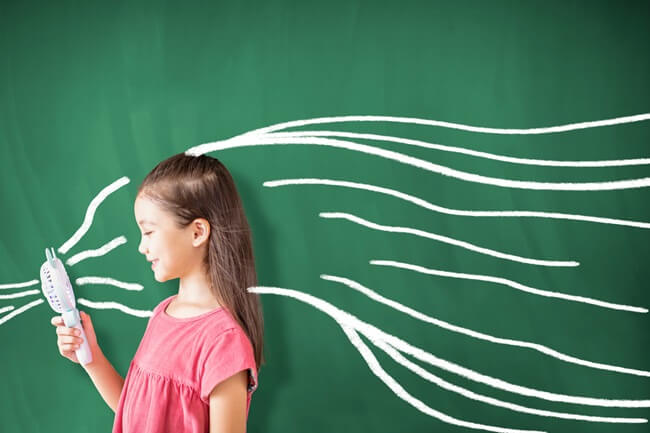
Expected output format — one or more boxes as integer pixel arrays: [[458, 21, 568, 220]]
[[79, 311, 99, 351], [80, 311, 93, 331]]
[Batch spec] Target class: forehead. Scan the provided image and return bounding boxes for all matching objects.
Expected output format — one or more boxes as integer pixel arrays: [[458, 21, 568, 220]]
[[134, 196, 165, 225]]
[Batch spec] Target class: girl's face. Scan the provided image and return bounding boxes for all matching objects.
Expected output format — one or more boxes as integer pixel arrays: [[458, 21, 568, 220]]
[[134, 195, 208, 282]]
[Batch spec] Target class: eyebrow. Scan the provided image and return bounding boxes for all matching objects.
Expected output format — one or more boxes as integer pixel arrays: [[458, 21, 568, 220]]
[[137, 220, 156, 226]]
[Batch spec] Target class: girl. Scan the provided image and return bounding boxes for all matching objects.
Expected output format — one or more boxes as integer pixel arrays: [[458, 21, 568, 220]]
[[51, 153, 265, 433]]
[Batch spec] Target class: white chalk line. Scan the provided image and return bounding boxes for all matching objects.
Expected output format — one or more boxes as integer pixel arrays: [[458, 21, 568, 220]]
[[238, 113, 650, 136], [263, 178, 650, 230], [369, 260, 646, 313], [317, 211, 577, 267], [0, 298, 44, 326], [322, 274, 650, 377], [77, 298, 152, 318], [346, 324, 646, 425], [0, 289, 40, 301], [66, 235, 128, 266], [263, 130, 650, 168], [340, 324, 546, 433], [370, 332, 647, 424], [248, 286, 650, 408], [0, 306, 15, 314], [59, 176, 130, 255], [186, 136, 650, 191], [0, 279, 39, 290], [75, 277, 144, 291]]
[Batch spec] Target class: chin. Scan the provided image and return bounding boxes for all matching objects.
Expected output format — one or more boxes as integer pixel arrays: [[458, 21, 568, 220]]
[[155, 271, 175, 282]]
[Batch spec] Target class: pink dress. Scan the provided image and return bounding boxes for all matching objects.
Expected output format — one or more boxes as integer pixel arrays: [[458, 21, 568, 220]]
[[112, 295, 259, 433]]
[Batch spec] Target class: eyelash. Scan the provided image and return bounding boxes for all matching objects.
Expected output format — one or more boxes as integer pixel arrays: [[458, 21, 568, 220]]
[[144, 231, 152, 236]]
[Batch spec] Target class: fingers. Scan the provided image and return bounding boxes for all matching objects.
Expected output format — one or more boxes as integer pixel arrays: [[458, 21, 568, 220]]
[[51, 316, 83, 363], [59, 335, 84, 354], [56, 326, 80, 336], [59, 334, 84, 345], [52, 317, 84, 351], [61, 342, 82, 352], [52, 317, 81, 338], [57, 330, 83, 348]]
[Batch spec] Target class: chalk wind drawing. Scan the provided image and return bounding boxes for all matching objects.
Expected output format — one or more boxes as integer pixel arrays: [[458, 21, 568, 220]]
[[1, 113, 649, 433], [0, 176, 151, 321]]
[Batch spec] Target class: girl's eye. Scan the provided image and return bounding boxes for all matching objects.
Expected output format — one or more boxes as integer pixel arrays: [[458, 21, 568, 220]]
[[144, 231, 153, 236]]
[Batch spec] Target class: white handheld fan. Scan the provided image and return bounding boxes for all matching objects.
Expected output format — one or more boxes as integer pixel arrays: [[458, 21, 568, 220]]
[[40, 247, 93, 366]]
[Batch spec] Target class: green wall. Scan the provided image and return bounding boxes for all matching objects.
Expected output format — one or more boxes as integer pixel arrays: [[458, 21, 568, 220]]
[[1, 1, 649, 432]]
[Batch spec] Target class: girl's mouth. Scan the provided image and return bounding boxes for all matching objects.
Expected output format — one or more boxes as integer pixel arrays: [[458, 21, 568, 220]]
[[151, 259, 159, 269]]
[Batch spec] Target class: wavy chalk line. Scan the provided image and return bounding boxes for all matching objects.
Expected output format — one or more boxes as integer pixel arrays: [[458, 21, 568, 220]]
[[249, 285, 650, 408], [318, 211, 577, 267], [262, 130, 650, 167], [323, 274, 649, 376], [59, 176, 130, 255], [370, 260, 646, 313], [240, 113, 650, 136], [77, 298, 152, 318], [0, 290, 40, 301], [0, 280, 39, 290], [263, 178, 650, 230], [75, 277, 144, 292], [66, 236, 128, 266], [345, 325, 646, 427], [0, 306, 15, 314], [0, 299, 44, 326], [186, 136, 650, 191], [341, 324, 546, 433]]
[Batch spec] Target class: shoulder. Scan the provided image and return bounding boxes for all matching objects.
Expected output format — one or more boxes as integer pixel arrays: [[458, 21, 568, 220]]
[[200, 326, 256, 372], [210, 326, 253, 354], [193, 310, 257, 373], [151, 295, 175, 316], [198, 307, 246, 339]]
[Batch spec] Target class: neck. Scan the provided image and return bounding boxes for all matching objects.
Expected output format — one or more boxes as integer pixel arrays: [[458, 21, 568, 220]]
[[177, 264, 218, 306]]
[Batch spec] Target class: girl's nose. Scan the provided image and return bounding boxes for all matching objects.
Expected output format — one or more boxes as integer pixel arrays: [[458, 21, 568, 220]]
[[138, 238, 147, 255]]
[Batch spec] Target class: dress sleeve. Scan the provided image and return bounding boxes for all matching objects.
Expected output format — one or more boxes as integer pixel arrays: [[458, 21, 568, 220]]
[[199, 328, 259, 404]]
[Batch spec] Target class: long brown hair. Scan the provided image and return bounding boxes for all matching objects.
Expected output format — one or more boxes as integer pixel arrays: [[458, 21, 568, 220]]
[[136, 152, 265, 371]]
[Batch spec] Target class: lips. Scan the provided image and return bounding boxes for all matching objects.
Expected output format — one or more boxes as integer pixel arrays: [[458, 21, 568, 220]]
[[150, 259, 159, 269]]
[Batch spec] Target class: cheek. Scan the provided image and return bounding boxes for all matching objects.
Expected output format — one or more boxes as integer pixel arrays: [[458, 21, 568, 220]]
[[157, 235, 182, 263]]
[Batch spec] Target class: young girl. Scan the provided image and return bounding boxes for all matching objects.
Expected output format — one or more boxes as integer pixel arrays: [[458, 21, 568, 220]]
[[51, 153, 265, 433]]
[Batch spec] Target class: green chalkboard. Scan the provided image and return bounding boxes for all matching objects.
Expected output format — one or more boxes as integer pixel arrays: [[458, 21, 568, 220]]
[[1, 1, 649, 432]]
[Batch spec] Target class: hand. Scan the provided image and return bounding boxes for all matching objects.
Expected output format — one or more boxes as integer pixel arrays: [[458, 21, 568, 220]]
[[51, 311, 100, 366]]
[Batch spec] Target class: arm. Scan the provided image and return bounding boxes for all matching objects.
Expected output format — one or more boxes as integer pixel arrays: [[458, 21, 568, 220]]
[[51, 312, 125, 413], [83, 350, 125, 413], [209, 370, 249, 433]]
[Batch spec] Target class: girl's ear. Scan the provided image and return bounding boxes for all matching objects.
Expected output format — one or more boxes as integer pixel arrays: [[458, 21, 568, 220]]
[[191, 218, 211, 247]]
